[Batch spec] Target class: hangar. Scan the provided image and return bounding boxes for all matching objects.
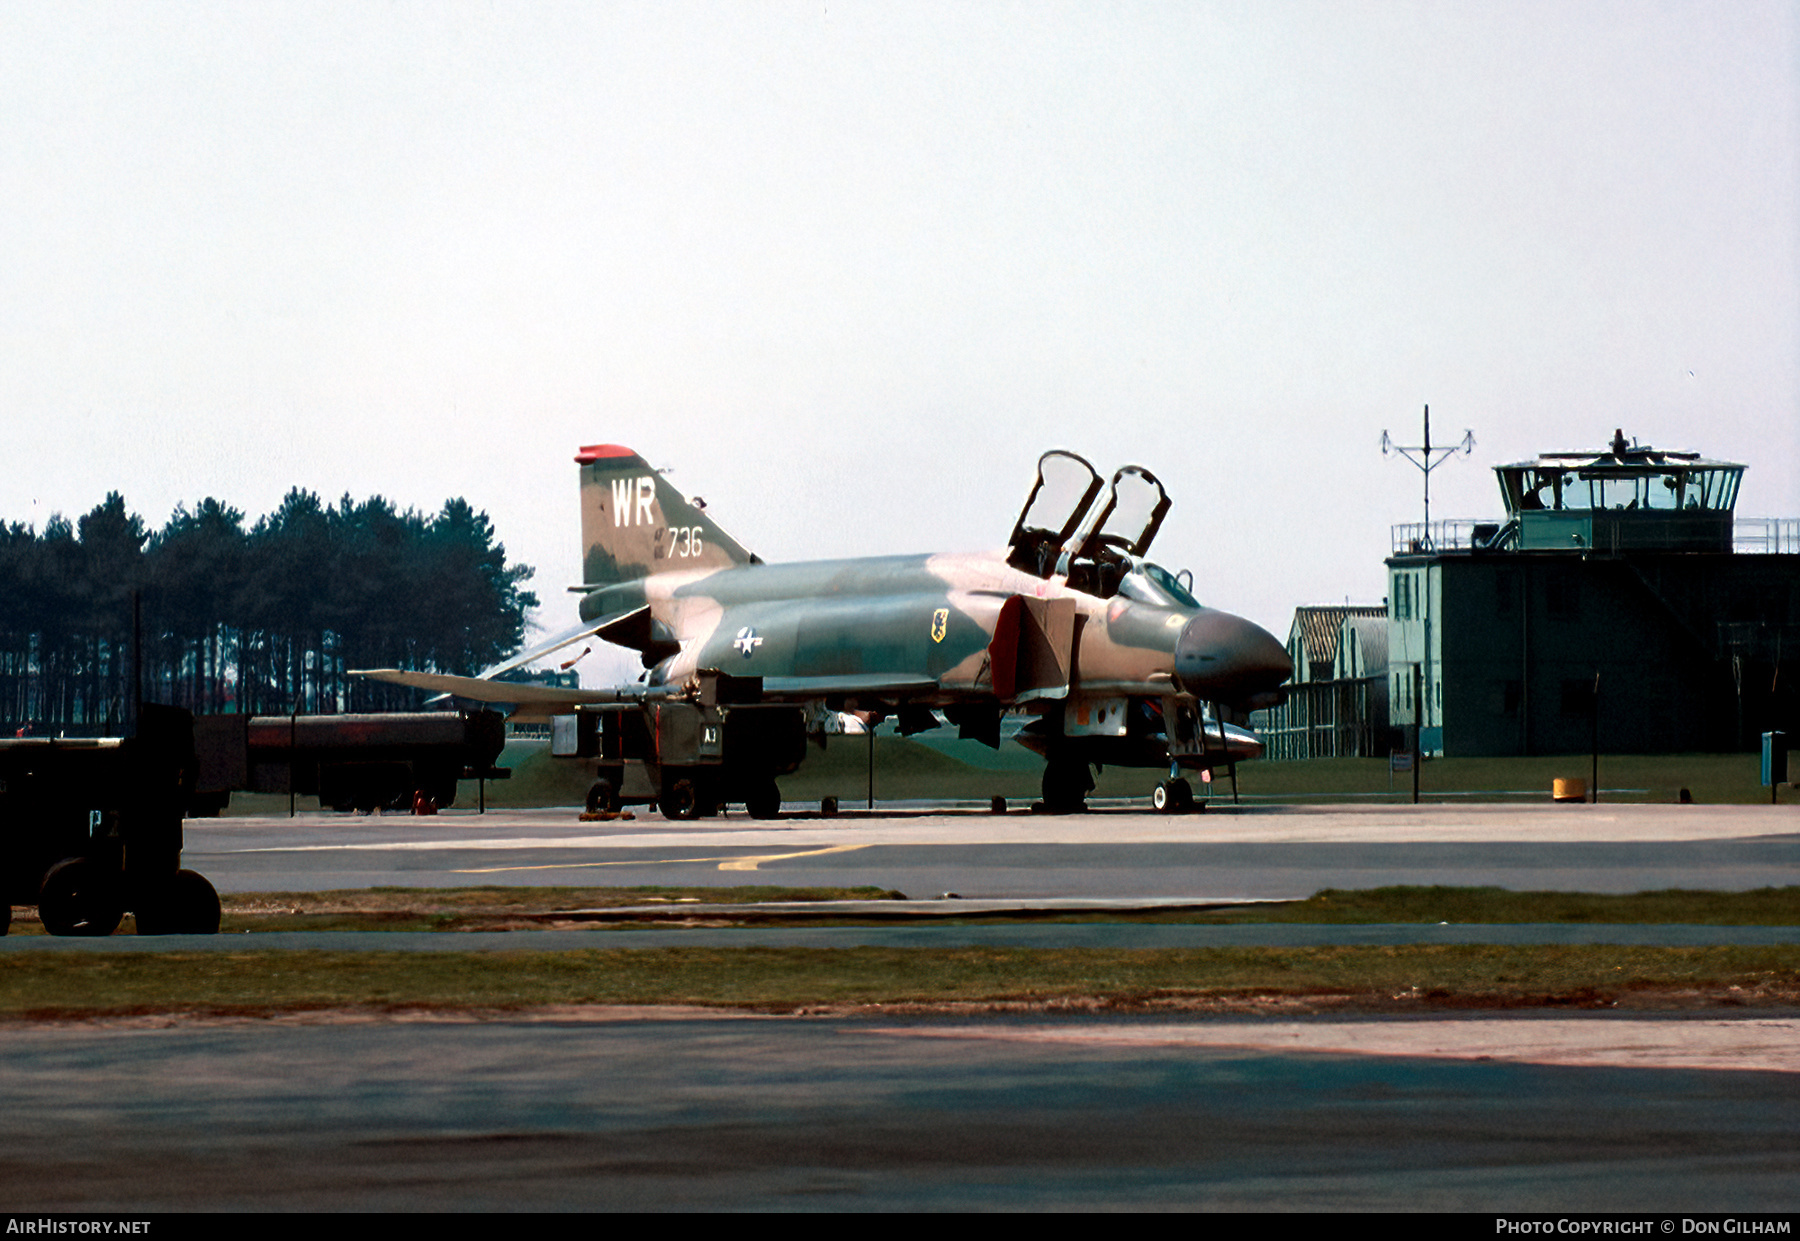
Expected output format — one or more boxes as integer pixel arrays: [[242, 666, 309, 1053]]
[[1254, 605, 1388, 761]]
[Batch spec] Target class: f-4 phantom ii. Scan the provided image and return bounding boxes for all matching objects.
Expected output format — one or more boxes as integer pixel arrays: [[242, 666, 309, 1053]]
[[357, 446, 1291, 818]]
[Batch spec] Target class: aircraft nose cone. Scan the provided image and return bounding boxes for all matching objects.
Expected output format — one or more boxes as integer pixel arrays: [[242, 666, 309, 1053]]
[[1173, 610, 1292, 704]]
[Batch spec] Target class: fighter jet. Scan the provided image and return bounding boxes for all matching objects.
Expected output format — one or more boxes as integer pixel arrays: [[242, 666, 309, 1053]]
[[357, 446, 1290, 816]]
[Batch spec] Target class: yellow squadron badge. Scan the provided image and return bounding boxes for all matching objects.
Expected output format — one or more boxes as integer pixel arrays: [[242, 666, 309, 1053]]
[[930, 607, 949, 643]]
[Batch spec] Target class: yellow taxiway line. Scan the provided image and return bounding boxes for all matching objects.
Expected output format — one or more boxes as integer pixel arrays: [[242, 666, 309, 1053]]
[[452, 843, 868, 875]]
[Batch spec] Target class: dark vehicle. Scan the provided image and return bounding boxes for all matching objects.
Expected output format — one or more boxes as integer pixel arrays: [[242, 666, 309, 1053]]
[[191, 710, 508, 814], [0, 704, 219, 936]]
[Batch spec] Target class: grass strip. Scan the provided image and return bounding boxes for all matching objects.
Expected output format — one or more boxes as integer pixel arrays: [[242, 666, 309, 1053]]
[[1175, 886, 1800, 926], [192, 884, 1800, 932], [4, 945, 1798, 1016], [6, 885, 906, 935], [11, 885, 1792, 936], [455, 740, 1785, 808]]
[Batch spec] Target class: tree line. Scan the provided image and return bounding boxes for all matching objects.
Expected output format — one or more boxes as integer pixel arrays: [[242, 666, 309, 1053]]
[[0, 490, 538, 734]]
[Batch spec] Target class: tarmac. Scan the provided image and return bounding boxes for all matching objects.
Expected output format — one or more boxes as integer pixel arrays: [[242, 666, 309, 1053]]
[[2, 799, 1796, 1210], [185, 799, 1800, 895]]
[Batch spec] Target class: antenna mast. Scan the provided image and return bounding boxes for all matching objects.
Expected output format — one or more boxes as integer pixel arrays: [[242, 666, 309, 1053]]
[[1381, 404, 1474, 549]]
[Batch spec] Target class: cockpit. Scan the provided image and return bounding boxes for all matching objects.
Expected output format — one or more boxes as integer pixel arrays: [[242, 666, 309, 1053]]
[[1117, 559, 1199, 609], [1007, 450, 1197, 606]]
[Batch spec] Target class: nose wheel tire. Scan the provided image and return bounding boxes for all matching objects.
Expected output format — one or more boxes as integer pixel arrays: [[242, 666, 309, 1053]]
[[1152, 778, 1194, 814]]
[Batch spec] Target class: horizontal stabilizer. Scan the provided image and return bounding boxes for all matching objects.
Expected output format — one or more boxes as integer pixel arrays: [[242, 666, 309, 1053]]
[[470, 617, 614, 682], [593, 605, 680, 662]]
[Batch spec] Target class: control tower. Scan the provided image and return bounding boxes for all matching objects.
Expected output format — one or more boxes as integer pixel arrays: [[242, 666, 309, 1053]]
[[1386, 430, 1796, 757], [1495, 429, 1742, 554]]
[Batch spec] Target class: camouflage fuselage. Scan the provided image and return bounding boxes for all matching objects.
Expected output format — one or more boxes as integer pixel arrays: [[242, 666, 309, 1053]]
[[578, 550, 1188, 705]]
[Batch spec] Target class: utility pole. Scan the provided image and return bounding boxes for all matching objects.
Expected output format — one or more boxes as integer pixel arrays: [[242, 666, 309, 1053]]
[[1590, 669, 1600, 804], [1412, 662, 1422, 805]]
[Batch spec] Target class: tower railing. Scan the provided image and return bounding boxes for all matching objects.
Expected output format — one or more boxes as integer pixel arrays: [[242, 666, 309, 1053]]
[[1392, 517, 1798, 555]]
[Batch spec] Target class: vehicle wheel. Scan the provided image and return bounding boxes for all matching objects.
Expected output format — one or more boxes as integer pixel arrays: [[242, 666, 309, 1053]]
[[1152, 781, 1171, 813], [38, 858, 124, 937], [745, 779, 782, 820], [135, 870, 221, 935], [659, 778, 700, 821], [1041, 760, 1091, 813], [585, 778, 621, 815]]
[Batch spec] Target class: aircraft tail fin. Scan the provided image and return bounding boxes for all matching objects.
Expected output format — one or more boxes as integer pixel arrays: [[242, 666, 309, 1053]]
[[575, 445, 756, 588]]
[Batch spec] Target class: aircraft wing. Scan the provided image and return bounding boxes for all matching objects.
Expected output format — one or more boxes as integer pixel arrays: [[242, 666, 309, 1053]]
[[351, 607, 660, 719], [349, 667, 633, 723], [350, 668, 618, 707]]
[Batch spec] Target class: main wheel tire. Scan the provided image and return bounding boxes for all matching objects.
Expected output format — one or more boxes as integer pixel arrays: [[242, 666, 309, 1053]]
[[1041, 761, 1091, 814], [585, 778, 621, 815], [1152, 782, 1171, 813], [745, 779, 782, 820], [135, 870, 222, 936], [659, 777, 700, 821], [38, 858, 124, 937], [1170, 778, 1194, 812]]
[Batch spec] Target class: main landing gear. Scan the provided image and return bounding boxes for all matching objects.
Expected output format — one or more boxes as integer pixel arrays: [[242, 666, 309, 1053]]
[[1039, 762, 1203, 815], [1040, 759, 1093, 814]]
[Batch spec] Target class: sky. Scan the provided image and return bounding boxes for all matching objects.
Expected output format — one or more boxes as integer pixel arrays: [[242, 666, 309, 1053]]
[[2, 1, 1795, 685]]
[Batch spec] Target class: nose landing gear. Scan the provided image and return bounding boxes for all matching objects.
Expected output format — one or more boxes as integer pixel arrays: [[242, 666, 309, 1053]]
[[1151, 777, 1196, 814]]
